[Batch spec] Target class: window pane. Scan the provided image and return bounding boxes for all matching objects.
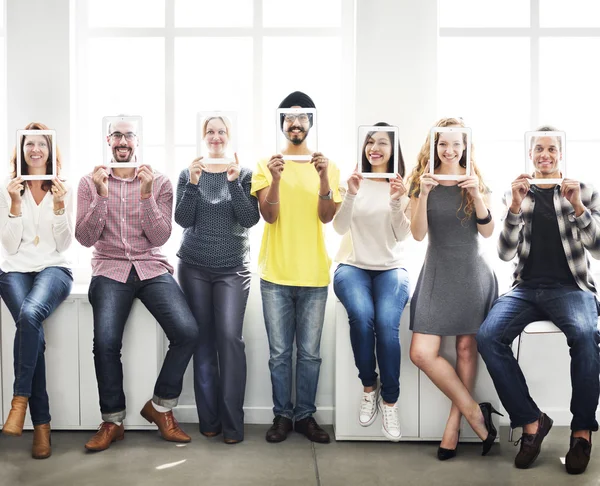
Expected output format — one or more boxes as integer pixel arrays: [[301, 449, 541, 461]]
[[474, 141, 523, 196], [79, 38, 165, 177], [175, 0, 253, 27], [438, 38, 530, 140], [174, 37, 253, 160], [564, 141, 600, 183], [87, 0, 165, 28], [439, 0, 529, 28], [263, 0, 341, 28], [539, 38, 600, 139], [262, 37, 343, 166], [540, 0, 600, 27]]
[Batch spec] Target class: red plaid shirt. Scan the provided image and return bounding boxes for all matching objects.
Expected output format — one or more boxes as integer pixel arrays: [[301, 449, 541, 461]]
[[75, 168, 174, 283]]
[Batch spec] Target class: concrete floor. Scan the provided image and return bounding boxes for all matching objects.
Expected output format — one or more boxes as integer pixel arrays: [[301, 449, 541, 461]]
[[0, 425, 597, 486]]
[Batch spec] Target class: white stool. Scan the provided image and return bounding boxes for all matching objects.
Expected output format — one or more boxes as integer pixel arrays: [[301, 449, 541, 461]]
[[508, 318, 600, 441]]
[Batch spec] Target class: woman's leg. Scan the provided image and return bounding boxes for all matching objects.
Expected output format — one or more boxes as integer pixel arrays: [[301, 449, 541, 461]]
[[212, 265, 251, 442], [372, 268, 409, 405], [177, 262, 219, 435], [410, 332, 487, 440], [440, 334, 478, 449], [333, 265, 377, 391]]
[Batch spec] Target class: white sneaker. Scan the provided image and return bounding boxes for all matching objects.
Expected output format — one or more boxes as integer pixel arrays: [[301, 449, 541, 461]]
[[379, 398, 401, 442], [358, 387, 379, 427]]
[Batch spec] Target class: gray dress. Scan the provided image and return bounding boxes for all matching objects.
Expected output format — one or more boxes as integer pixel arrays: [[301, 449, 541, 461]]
[[410, 185, 498, 336]]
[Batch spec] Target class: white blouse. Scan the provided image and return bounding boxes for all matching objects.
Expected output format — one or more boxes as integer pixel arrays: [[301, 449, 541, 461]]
[[333, 179, 411, 270], [0, 177, 73, 273]]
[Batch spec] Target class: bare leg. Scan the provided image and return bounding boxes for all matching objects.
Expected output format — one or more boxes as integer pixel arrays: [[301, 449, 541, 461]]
[[440, 335, 478, 449], [410, 333, 488, 440]]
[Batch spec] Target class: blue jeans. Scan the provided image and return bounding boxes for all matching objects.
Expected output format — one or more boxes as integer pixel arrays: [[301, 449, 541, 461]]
[[476, 283, 600, 431], [334, 264, 409, 404], [88, 268, 200, 423], [0, 267, 73, 425], [260, 279, 328, 422], [177, 261, 251, 441]]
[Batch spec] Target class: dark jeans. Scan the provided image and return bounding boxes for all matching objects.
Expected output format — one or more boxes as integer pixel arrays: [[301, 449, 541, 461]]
[[333, 264, 410, 404], [260, 279, 328, 422], [88, 268, 200, 423], [476, 283, 600, 431], [177, 261, 251, 441], [0, 267, 73, 425]]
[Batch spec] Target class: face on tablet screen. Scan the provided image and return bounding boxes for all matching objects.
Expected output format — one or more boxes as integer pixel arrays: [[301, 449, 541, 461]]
[[23, 134, 50, 170], [435, 131, 465, 170], [363, 131, 392, 171], [281, 111, 312, 146], [529, 134, 562, 177], [202, 116, 230, 158], [107, 119, 139, 164]]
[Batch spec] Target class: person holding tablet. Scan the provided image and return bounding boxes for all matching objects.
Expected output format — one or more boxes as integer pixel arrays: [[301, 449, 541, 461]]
[[175, 116, 260, 444], [0, 122, 73, 459], [408, 117, 499, 459], [333, 122, 411, 442]]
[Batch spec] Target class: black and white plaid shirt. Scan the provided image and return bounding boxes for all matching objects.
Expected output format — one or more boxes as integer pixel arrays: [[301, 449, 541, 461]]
[[498, 182, 600, 295]]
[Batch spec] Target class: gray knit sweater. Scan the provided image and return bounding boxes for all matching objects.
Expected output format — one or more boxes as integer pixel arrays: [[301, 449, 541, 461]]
[[175, 167, 260, 268]]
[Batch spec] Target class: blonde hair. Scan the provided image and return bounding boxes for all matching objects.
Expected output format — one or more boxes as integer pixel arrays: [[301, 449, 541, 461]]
[[408, 117, 488, 223]]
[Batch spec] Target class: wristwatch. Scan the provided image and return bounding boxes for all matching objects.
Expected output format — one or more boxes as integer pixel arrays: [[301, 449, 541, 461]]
[[319, 189, 333, 200], [54, 208, 66, 216]]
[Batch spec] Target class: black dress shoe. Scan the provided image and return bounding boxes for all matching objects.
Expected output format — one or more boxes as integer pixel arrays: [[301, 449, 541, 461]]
[[266, 415, 293, 443], [514, 412, 553, 469], [294, 417, 330, 444], [565, 432, 592, 475], [480, 402, 504, 456], [438, 432, 460, 461]]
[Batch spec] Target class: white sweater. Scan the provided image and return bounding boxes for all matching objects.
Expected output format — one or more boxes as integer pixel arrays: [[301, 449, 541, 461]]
[[333, 179, 411, 270], [0, 178, 73, 273]]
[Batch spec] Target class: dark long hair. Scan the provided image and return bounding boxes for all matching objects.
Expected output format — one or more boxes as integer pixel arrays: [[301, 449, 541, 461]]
[[10, 122, 61, 193], [360, 122, 405, 177]]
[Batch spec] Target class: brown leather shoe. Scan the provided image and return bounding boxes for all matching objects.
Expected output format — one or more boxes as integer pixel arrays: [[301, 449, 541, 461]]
[[140, 400, 191, 443], [85, 422, 125, 452], [32, 423, 51, 459], [3, 396, 29, 436], [294, 417, 331, 444]]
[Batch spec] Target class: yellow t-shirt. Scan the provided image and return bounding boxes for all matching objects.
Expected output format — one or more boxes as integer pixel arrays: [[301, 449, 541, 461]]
[[251, 158, 342, 287]]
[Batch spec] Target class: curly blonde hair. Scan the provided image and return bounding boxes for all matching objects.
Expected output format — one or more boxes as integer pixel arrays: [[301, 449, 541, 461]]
[[408, 117, 488, 223]]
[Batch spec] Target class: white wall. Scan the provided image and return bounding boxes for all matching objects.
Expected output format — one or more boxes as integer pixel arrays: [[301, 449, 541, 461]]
[[6, 0, 70, 163]]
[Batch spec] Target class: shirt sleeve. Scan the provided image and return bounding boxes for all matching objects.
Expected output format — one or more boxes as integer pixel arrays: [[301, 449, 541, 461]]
[[250, 160, 271, 197], [0, 184, 23, 255], [497, 190, 523, 262], [228, 170, 260, 229], [75, 176, 108, 248], [140, 176, 173, 248], [52, 182, 74, 253], [174, 169, 199, 229]]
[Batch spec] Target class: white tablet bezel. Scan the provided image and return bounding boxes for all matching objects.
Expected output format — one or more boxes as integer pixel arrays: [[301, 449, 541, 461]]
[[16, 130, 57, 181], [276, 108, 318, 161], [357, 125, 399, 179], [103, 115, 143, 169], [429, 126, 471, 181], [197, 111, 238, 165], [525, 130, 566, 185]]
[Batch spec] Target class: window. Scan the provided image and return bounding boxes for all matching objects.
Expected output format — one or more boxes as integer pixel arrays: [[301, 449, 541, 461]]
[[72, 0, 354, 280], [438, 0, 600, 287]]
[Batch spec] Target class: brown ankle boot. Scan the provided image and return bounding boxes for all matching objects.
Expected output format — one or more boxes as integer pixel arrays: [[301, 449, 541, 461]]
[[32, 423, 51, 459], [3, 396, 29, 436]]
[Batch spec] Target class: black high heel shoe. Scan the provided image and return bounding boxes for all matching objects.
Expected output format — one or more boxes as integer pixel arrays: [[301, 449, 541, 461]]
[[480, 402, 503, 456], [437, 432, 460, 461]]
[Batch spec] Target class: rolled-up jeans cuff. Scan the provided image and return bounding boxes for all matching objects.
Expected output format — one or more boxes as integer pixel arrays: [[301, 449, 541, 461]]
[[153, 394, 178, 409], [102, 410, 126, 423]]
